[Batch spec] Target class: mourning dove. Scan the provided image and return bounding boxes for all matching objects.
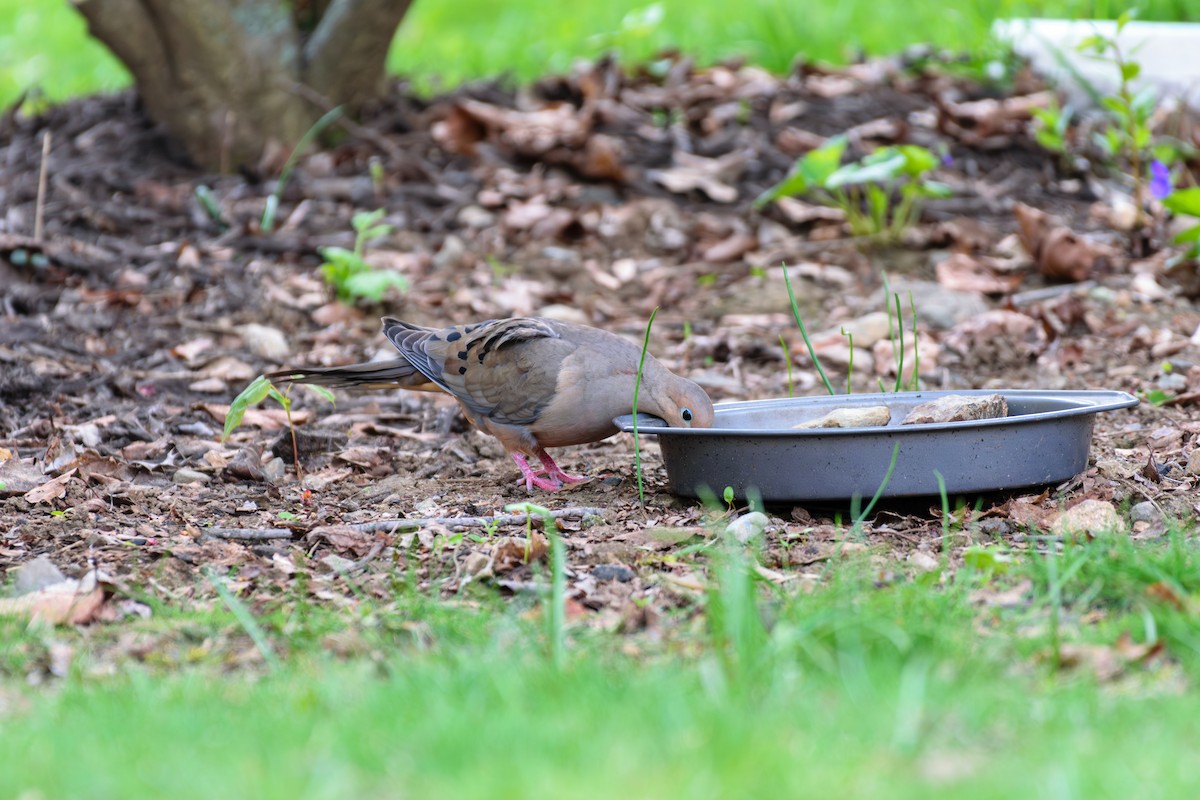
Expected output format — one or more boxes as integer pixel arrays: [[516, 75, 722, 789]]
[[267, 317, 714, 491]]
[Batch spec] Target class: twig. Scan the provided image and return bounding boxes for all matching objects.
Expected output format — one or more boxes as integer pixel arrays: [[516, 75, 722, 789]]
[[199, 507, 605, 540], [352, 507, 606, 533], [34, 130, 51, 241], [201, 527, 296, 541]]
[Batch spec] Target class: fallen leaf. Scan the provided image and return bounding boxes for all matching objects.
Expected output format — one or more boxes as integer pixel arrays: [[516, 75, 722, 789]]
[[23, 469, 77, 504]]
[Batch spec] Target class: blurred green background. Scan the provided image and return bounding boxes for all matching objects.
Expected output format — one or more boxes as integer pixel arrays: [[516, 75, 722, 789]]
[[0, 0, 1196, 107]]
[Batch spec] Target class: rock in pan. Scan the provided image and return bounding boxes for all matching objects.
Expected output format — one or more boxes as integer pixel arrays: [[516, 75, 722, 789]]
[[792, 405, 891, 429], [902, 394, 1008, 425]]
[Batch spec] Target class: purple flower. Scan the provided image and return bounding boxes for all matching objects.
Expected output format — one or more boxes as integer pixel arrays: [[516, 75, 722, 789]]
[[1150, 159, 1172, 199]]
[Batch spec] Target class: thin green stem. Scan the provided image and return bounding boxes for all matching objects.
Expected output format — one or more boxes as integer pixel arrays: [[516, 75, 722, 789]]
[[632, 307, 660, 505], [778, 334, 794, 398], [782, 264, 835, 395]]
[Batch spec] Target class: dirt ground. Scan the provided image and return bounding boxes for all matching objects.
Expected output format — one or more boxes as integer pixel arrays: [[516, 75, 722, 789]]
[[2, 53, 1199, 626]]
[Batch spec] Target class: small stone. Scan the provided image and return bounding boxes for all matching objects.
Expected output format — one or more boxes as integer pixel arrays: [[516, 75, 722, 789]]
[[592, 563, 636, 582], [65, 423, 102, 448], [238, 323, 290, 361], [902, 394, 1007, 425], [976, 518, 1012, 539], [433, 234, 466, 269], [1129, 501, 1159, 525], [793, 405, 891, 429], [909, 551, 940, 572], [725, 511, 769, 544], [260, 457, 288, 484], [187, 377, 228, 393], [1185, 450, 1200, 476], [457, 205, 496, 229], [1051, 499, 1126, 539], [172, 468, 211, 485], [13, 555, 67, 595], [320, 554, 356, 573], [462, 551, 491, 577]]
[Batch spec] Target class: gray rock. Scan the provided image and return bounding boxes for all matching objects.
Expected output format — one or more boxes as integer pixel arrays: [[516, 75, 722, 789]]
[[1129, 501, 1160, 525], [172, 468, 211, 485], [592, 563, 636, 582], [882, 279, 990, 330], [13, 555, 67, 595]]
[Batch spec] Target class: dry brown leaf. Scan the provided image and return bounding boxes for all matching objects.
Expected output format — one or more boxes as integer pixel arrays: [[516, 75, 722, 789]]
[[935, 253, 1023, 294], [491, 533, 549, 574], [1014, 203, 1100, 282], [23, 469, 77, 504], [0, 568, 105, 625], [648, 151, 747, 203]]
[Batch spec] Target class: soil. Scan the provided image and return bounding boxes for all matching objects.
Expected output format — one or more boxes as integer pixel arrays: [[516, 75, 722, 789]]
[[2, 53, 1199, 631]]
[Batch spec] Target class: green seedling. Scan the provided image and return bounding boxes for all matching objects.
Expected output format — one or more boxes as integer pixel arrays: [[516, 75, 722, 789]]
[[1031, 100, 1074, 165], [261, 106, 344, 233], [193, 185, 228, 231], [778, 334, 794, 398], [223, 375, 335, 478], [505, 502, 565, 669], [1162, 186, 1200, 258], [723, 486, 735, 510], [1077, 12, 1156, 227], [756, 136, 951, 240], [319, 208, 408, 305]]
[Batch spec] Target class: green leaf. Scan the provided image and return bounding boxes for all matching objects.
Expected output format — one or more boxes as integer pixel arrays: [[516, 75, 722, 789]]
[[1076, 34, 1107, 55], [800, 135, 848, 186], [1141, 389, 1172, 406], [223, 376, 274, 441], [306, 385, 337, 405], [753, 136, 848, 208], [892, 144, 938, 176], [1116, 9, 1134, 32], [343, 270, 409, 302], [1172, 224, 1200, 245], [1100, 96, 1126, 116], [1163, 187, 1200, 217], [962, 545, 1012, 574], [826, 153, 906, 188], [267, 387, 291, 413], [914, 180, 951, 199], [351, 208, 386, 232], [1120, 61, 1141, 82], [319, 246, 367, 271]]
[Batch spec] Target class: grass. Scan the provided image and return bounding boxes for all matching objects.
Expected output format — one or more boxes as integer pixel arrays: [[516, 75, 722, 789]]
[[4, 529, 1200, 796], [1, 0, 1197, 109]]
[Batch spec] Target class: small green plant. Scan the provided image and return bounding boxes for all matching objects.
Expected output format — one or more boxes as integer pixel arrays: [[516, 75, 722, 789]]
[[261, 106, 344, 233], [755, 136, 951, 240], [505, 502, 565, 669], [1031, 99, 1074, 156], [1078, 12, 1157, 226], [1161, 183, 1200, 258], [783, 264, 920, 396], [722, 486, 735, 510], [223, 375, 335, 477], [319, 209, 408, 304]]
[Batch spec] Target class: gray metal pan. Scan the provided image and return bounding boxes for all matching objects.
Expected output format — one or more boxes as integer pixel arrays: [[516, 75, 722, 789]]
[[615, 389, 1139, 502]]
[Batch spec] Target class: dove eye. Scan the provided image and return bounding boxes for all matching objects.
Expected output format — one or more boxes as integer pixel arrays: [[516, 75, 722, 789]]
[[681, 408, 693, 423]]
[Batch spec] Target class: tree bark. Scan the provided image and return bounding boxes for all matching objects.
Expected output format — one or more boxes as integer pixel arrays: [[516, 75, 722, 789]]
[[71, 0, 413, 172]]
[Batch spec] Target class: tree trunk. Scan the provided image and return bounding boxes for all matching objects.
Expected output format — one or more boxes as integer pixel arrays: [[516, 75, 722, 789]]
[[71, 0, 414, 172]]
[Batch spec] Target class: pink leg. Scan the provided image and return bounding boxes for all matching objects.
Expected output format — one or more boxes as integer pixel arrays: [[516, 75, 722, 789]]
[[535, 448, 587, 485], [511, 453, 566, 492]]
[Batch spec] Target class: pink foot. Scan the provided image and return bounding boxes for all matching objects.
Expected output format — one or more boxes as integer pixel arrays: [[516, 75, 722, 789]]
[[511, 453, 566, 492], [535, 449, 587, 485]]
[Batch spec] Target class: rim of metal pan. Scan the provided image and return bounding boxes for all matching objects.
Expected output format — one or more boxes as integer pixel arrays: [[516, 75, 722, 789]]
[[614, 389, 1139, 438]]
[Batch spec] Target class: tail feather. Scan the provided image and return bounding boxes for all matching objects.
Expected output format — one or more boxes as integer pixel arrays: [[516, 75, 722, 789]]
[[266, 357, 423, 390]]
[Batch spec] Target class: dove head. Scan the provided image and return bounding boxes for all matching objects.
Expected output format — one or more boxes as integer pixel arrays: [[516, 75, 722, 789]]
[[648, 373, 715, 429]]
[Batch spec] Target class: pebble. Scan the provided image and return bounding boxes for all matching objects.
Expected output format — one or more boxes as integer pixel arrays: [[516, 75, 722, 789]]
[[1186, 450, 1200, 476], [260, 457, 287, 484], [172, 468, 211, 485], [976, 518, 1012, 539], [1129, 501, 1159, 525], [908, 551, 940, 572], [457, 205, 496, 229], [725, 511, 769, 544], [592, 563, 636, 582], [238, 323, 290, 361], [1050, 499, 1126, 539], [433, 234, 466, 269]]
